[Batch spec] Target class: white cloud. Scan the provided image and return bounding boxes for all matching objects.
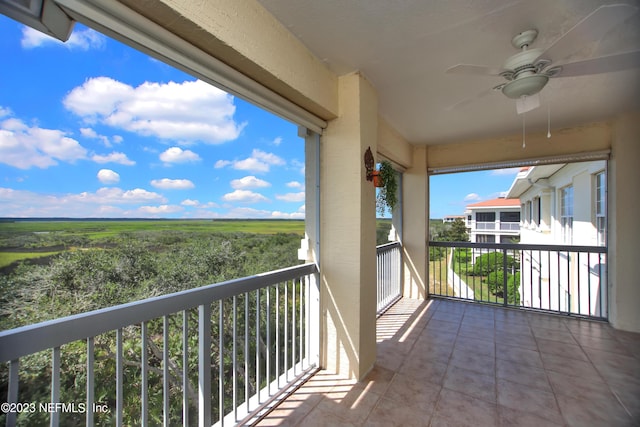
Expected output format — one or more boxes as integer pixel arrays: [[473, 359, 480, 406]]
[[0, 186, 167, 217], [0, 117, 87, 169], [64, 77, 245, 144], [91, 152, 135, 165], [216, 149, 285, 173], [214, 160, 232, 168], [159, 147, 201, 164], [0, 107, 12, 118], [286, 181, 304, 189], [97, 169, 120, 184], [80, 127, 117, 147], [21, 27, 106, 50], [150, 178, 195, 190], [463, 193, 481, 202], [137, 205, 184, 215], [230, 176, 271, 189], [271, 211, 305, 219], [222, 190, 269, 203], [271, 204, 305, 219], [276, 192, 305, 202], [180, 199, 219, 208], [85, 187, 166, 204], [272, 136, 283, 146]]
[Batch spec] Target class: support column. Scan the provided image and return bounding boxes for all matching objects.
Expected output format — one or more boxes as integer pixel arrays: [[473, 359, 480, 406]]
[[402, 147, 428, 299], [320, 72, 378, 380], [609, 112, 640, 332]]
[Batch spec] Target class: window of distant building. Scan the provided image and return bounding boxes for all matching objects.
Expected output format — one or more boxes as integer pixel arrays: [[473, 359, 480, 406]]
[[476, 212, 495, 222], [595, 171, 606, 246], [561, 186, 574, 244], [532, 197, 540, 228], [476, 234, 495, 243], [500, 211, 520, 223]]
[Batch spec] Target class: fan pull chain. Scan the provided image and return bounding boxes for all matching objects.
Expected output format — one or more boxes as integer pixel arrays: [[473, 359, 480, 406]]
[[547, 101, 551, 139], [522, 111, 526, 148]]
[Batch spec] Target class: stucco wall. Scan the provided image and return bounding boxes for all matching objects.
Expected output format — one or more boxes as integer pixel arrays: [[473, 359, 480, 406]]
[[609, 112, 640, 332]]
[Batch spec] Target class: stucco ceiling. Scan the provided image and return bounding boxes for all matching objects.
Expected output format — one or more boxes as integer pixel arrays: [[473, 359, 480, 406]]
[[257, 0, 640, 145]]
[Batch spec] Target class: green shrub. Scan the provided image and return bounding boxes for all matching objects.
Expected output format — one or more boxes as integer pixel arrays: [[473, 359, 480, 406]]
[[472, 252, 517, 276]]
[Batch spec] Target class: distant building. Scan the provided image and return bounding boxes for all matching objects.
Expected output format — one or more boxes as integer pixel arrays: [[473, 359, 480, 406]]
[[465, 198, 521, 244], [443, 215, 466, 223], [506, 161, 607, 316]]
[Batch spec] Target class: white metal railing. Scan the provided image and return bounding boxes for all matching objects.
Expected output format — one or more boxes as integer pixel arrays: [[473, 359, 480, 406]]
[[429, 242, 607, 320], [376, 242, 402, 314], [499, 222, 520, 231], [0, 263, 319, 427], [475, 221, 495, 230]]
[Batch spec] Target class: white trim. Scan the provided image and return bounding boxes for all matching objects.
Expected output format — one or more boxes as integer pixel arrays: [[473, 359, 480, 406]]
[[53, 0, 327, 134], [429, 150, 610, 175]]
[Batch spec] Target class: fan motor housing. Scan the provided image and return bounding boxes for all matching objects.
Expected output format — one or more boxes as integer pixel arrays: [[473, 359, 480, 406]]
[[501, 75, 549, 99]]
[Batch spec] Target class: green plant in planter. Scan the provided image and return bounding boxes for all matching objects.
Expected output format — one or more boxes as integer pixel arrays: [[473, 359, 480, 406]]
[[376, 160, 398, 215]]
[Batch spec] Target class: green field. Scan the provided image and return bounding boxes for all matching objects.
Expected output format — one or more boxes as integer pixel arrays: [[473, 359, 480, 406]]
[[0, 219, 306, 269], [0, 219, 306, 237]]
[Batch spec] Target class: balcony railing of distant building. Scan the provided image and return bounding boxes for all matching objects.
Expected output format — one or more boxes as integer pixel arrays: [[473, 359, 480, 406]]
[[474, 221, 495, 230], [376, 242, 402, 315], [0, 263, 319, 427], [472, 221, 520, 232], [499, 222, 520, 231], [428, 241, 607, 320]]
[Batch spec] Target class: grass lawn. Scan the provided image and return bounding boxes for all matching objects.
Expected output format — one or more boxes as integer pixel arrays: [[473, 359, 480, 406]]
[[0, 251, 62, 269]]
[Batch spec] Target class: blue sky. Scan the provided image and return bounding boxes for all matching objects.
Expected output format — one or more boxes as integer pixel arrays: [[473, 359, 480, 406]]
[[0, 16, 518, 219]]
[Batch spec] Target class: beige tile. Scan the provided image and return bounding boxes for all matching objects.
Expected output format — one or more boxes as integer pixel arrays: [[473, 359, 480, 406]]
[[497, 378, 564, 424], [399, 357, 448, 386], [495, 343, 543, 369], [498, 405, 565, 427], [536, 337, 589, 361], [314, 382, 381, 425], [433, 388, 498, 427], [382, 372, 442, 410], [449, 348, 495, 376], [359, 364, 395, 396], [494, 330, 537, 350], [453, 335, 495, 358], [495, 359, 552, 392], [540, 352, 600, 379], [443, 365, 496, 403], [532, 326, 577, 344], [364, 396, 432, 427], [556, 392, 633, 427], [457, 323, 495, 340], [259, 299, 640, 426]]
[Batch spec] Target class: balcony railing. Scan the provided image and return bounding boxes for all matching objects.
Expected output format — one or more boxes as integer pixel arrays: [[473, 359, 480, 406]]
[[475, 221, 495, 230], [0, 263, 319, 427], [499, 222, 520, 231], [429, 241, 607, 320], [376, 242, 402, 314]]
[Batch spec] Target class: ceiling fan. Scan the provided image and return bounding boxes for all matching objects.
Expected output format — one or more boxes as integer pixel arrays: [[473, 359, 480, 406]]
[[446, 3, 640, 114]]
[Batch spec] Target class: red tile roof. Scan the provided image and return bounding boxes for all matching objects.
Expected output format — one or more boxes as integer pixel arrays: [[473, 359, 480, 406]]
[[466, 198, 520, 208]]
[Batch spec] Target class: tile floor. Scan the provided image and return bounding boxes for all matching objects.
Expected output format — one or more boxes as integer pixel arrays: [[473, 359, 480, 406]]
[[256, 298, 640, 426]]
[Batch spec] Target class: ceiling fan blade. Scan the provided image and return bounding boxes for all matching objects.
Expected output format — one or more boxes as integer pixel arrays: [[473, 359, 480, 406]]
[[445, 64, 504, 76], [552, 50, 640, 77], [536, 4, 639, 64], [445, 87, 496, 111]]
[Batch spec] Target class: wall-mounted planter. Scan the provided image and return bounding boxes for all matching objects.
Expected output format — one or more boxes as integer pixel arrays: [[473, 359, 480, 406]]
[[372, 170, 384, 187]]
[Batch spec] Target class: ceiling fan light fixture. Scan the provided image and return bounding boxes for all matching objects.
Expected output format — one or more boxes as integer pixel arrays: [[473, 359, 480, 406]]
[[501, 75, 549, 99]]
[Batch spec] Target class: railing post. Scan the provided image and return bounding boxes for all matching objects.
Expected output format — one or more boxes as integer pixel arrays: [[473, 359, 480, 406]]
[[198, 304, 212, 427], [502, 248, 508, 307]]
